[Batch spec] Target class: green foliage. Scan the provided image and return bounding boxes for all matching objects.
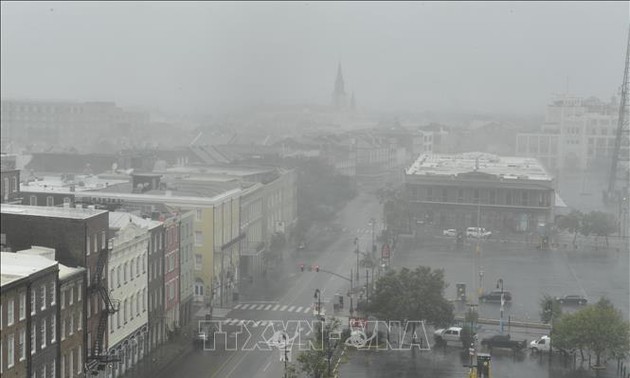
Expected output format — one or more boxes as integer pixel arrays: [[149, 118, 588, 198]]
[[367, 266, 454, 328], [580, 211, 617, 247], [553, 297, 630, 365], [556, 210, 583, 244], [539, 294, 562, 324], [296, 318, 343, 378]]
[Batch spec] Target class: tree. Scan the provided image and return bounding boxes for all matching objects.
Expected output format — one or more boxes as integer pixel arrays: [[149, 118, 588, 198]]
[[367, 266, 454, 343], [539, 294, 562, 324], [553, 297, 630, 366], [297, 317, 343, 378], [382, 188, 412, 235], [580, 211, 618, 248], [556, 210, 583, 246]]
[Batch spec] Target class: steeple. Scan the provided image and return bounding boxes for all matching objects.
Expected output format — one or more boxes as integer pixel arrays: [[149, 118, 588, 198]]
[[334, 62, 346, 95], [332, 62, 348, 110]]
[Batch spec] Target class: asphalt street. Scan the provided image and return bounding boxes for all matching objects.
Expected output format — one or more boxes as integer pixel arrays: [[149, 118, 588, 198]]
[[156, 191, 384, 378]]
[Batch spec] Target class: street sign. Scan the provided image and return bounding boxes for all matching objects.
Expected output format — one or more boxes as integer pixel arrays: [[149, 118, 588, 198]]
[[279, 347, 292, 362]]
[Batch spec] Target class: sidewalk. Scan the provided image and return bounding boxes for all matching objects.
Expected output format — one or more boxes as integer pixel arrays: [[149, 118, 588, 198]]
[[119, 324, 194, 378]]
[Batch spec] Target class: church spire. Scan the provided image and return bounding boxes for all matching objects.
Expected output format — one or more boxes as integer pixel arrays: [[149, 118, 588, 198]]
[[332, 62, 348, 110]]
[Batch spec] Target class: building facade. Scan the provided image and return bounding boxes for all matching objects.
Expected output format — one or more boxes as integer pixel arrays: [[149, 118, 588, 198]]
[[163, 215, 180, 334], [107, 212, 150, 378], [0, 205, 116, 374], [404, 153, 556, 233], [1, 252, 59, 378], [178, 210, 194, 327]]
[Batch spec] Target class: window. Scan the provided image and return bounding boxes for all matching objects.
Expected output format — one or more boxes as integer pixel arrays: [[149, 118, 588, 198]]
[[76, 347, 82, 374], [69, 313, 74, 335], [12, 177, 17, 191], [130, 258, 134, 280], [29, 195, 37, 206], [41, 318, 46, 348], [61, 290, 65, 310], [195, 254, 203, 269], [50, 282, 56, 305], [86, 235, 91, 256], [69, 286, 74, 305], [117, 266, 121, 287], [7, 299, 14, 326], [123, 299, 127, 323], [31, 327, 36, 354], [196, 208, 202, 221], [142, 255, 146, 273], [101, 231, 106, 249], [61, 316, 66, 340], [117, 307, 121, 329], [130, 294, 135, 320], [93, 234, 98, 254], [7, 333, 14, 368], [41, 364, 46, 378], [63, 197, 71, 205], [18, 328, 25, 361], [18, 292, 25, 320], [51, 314, 56, 343], [194, 231, 202, 246], [143, 289, 146, 312], [46, 196, 54, 206], [51, 360, 56, 377], [87, 295, 91, 319], [77, 283, 81, 302], [124, 262, 128, 283], [77, 309, 82, 330]]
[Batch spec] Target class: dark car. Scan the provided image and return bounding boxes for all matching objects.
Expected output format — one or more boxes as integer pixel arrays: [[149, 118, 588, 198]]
[[555, 294, 587, 305], [479, 290, 512, 303], [481, 334, 527, 351]]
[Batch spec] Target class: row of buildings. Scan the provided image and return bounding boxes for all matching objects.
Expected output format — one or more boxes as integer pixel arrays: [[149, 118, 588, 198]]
[[0, 153, 297, 377]]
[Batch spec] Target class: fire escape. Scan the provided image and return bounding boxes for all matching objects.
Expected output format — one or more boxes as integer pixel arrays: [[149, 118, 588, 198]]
[[87, 247, 120, 375]]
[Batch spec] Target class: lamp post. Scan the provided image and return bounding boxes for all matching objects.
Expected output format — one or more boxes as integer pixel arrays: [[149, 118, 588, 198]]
[[369, 217, 376, 258], [282, 333, 288, 378], [354, 237, 360, 284], [496, 278, 504, 334]]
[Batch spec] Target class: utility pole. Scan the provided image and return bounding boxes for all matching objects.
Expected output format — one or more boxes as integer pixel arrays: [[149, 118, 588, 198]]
[[365, 269, 369, 305], [354, 237, 360, 284]]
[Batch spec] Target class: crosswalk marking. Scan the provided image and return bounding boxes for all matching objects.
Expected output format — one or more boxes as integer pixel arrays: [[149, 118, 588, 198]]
[[264, 304, 272, 310], [241, 304, 250, 310], [280, 305, 288, 311], [304, 307, 311, 313], [288, 306, 296, 312], [272, 305, 280, 311], [255, 304, 264, 310], [234, 304, 243, 310], [295, 306, 303, 312]]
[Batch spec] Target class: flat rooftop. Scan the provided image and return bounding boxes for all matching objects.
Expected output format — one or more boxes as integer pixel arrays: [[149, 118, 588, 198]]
[[1, 204, 108, 219], [20, 174, 129, 193], [1, 252, 58, 287], [109, 211, 162, 230], [406, 152, 552, 181]]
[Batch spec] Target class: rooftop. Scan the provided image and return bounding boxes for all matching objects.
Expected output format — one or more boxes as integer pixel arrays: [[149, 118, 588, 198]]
[[406, 152, 551, 181], [1, 252, 58, 287], [108, 211, 162, 230], [20, 174, 129, 193], [1, 204, 108, 219]]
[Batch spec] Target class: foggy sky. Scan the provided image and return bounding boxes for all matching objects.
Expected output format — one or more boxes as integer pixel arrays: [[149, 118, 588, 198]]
[[1, 1, 628, 116]]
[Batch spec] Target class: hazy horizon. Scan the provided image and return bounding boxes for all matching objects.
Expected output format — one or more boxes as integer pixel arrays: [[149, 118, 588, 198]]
[[1, 1, 628, 117]]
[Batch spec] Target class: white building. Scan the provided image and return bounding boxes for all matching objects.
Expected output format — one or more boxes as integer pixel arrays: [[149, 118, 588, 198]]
[[106, 212, 151, 378], [516, 95, 620, 171]]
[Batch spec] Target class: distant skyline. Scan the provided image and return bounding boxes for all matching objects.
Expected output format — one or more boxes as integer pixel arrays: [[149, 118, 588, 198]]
[[1, 1, 628, 116]]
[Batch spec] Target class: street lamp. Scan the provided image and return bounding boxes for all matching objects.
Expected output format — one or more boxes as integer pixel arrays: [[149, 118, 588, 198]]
[[354, 237, 360, 284], [282, 334, 288, 378], [496, 279, 504, 334]]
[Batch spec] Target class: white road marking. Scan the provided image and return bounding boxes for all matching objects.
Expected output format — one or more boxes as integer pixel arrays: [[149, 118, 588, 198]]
[[304, 307, 311, 313], [255, 304, 264, 310], [233, 304, 243, 310], [288, 306, 296, 312], [280, 305, 288, 311], [263, 358, 273, 372], [241, 304, 250, 310], [295, 306, 303, 312], [272, 305, 280, 311], [264, 304, 272, 310]]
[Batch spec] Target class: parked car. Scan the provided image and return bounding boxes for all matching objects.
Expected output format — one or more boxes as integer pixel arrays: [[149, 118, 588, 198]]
[[442, 229, 457, 237], [555, 294, 587, 305], [466, 227, 492, 238], [479, 290, 512, 303], [434, 326, 475, 346], [481, 334, 527, 351]]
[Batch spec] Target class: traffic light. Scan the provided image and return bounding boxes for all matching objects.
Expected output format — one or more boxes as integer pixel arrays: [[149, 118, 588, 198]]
[[314, 265, 320, 272], [300, 264, 305, 272], [456, 283, 466, 301]]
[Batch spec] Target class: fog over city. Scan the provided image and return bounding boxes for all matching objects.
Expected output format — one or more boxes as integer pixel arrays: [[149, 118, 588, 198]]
[[1, 1, 628, 115], [1, 2, 629, 378]]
